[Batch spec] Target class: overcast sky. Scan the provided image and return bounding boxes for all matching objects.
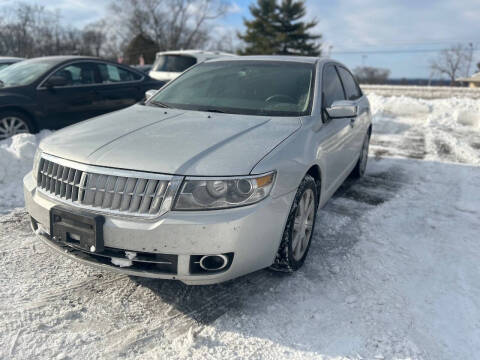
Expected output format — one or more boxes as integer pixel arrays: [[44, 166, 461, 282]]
[[5, 0, 480, 78]]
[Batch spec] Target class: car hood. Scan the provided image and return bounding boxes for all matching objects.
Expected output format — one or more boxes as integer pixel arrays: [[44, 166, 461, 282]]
[[41, 104, 301, 176]]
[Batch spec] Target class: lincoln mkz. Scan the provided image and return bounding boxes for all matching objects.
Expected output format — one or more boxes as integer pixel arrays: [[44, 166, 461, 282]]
[[24, 56, 372, 285]]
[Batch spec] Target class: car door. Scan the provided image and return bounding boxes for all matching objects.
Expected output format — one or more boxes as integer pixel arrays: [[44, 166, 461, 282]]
[[94, 62, 144, 114], [336, 66, 367, 156], [317, 64, 356, 190], [37, 62, 103, 129]]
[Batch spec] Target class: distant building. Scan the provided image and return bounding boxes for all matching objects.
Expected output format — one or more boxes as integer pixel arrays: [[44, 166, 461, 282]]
[[457, 73, 480, 88]]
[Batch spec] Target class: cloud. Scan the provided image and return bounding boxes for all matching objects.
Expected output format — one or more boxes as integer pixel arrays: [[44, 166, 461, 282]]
[[307, 0, 480, 51], [227, 1, 243, 15]]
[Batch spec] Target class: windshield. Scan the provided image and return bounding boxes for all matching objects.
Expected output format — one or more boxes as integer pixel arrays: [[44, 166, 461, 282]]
[[0, 60, 54, 88], [149, 61, 315, 117], [152, 55, 197, 73], [0, 63, 13, 71]]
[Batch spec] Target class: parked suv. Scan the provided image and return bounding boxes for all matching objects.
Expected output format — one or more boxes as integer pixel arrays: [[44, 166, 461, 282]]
[[149, 50, 235, 82], [25, 56, 371, 285], [0, 56, 23, 71], [0, 56, 164, 139]]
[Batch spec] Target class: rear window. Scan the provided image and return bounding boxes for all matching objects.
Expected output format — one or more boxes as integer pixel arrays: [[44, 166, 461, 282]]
[[97, 64, 142, 83], [152, 55, 197, 73]]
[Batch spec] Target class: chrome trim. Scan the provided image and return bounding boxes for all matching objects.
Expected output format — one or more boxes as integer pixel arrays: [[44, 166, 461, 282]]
[[183, 171, 276, 181], [199, 255, 228, 271], [160, 176, 184, 213], [41, 153, 172, 181], [37, 153, 180, 220]]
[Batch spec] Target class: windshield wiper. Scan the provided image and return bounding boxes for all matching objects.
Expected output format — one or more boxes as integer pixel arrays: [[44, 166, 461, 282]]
[[0, 80, 4, 88], [149, 101, 171, 108], [204, 108, 227, 113]]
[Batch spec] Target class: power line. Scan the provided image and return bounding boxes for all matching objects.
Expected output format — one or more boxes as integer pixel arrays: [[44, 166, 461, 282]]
[[331, 48, 480, 55]]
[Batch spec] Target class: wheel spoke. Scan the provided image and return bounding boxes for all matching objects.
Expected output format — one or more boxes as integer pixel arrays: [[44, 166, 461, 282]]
[[294, 234, 304, 258], [299, 195, 306, 217], [293, 219, 302, 232], [292, 231, 302, 253], [13, 121, 26, 131], [306, 201, 314, 221], [304, 190, 311, 211], [301, 231, 310, 250]]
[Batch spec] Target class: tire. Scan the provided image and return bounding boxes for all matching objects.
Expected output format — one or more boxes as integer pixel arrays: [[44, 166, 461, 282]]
[[351, 131, 370, 179], [0, 110, 34, 140], [270, 174, 318, 272]]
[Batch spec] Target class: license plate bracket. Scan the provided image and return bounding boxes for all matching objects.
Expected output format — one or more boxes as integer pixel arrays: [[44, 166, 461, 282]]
[[50, 206, 105, 253]]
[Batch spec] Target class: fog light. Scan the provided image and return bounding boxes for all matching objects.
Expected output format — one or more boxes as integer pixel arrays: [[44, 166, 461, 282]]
[[199, 255, 228, 271]]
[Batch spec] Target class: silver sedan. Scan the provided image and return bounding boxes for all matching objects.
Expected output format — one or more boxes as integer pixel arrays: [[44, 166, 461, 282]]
[[24, 56, 371, 284]]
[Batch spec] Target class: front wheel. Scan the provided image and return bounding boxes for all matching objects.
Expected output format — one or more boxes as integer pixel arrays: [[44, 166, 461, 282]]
[[271, 174, 318, 272]]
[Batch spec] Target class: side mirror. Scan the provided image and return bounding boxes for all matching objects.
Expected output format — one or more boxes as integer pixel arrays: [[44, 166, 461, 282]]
[[46, 75, 68, 88], [325, 100, 357, 119], [145, 89, 157, 100]]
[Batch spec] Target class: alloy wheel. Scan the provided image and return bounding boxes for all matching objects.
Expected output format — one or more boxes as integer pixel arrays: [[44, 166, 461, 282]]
[[359, 136, 370, 175], [0, 116, 30, 140], [292, 188, 315, 261]]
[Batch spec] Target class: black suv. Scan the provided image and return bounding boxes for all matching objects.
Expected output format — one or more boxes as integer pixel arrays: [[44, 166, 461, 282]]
[[0, 56, 165, 139]]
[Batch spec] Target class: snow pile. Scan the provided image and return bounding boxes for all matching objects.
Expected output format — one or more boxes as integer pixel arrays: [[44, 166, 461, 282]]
[[0, 131, 51, 213], [368, 94, 431, 117], [368, 94, 480, 165], [368, 93, 480, 129]]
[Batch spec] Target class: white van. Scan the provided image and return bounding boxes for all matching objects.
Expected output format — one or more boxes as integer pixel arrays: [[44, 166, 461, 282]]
[[149, 50, 235, 82]]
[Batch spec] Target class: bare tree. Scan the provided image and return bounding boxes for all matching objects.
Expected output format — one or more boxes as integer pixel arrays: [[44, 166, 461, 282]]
[[109, 0, 229, 52], [207, 30, 238, 53], [0, 3, 80, 57], [353, 66, 390, 85], [430, 44, 475, 84], [79, 21, 107, 57]]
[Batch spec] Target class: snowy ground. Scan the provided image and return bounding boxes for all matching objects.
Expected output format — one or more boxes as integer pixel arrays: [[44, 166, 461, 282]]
[[1, 95, 480, 359]]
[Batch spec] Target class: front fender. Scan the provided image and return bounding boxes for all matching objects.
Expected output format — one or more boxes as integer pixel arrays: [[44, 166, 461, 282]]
[[251, 123, 327, 201]]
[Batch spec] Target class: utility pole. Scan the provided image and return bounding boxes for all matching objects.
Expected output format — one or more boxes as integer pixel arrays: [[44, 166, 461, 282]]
[[361, 54, 367, 66]]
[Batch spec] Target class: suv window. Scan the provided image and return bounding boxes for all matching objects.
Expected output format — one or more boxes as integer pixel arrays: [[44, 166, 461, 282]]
[[152, 55, 197, 72], [337, 67, 362, 100], [322, 65, 345, 108], [52, 63, 100, 86], [97, 63, 142, 83]]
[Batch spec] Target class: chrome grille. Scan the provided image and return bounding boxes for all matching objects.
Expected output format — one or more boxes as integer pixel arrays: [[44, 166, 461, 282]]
[[37, 155, 174, 217]]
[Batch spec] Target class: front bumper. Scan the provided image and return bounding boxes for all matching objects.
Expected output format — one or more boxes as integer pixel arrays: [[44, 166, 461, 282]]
[[24, 172, 294, 285]]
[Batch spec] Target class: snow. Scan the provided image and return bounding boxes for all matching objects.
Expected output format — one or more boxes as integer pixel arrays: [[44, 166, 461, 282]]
[[361, 84, 480, 100], [1, 94, 480, 359], [0, 130, 51, 213], [111, 257, 133, 267]]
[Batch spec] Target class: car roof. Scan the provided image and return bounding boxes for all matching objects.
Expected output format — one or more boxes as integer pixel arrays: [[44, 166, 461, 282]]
[[22, 55, 99, 64], [0, 56, 24, 63], [205, 55, 327, 64], [204, 56, 351, 71], [157, 49, 235, 56]]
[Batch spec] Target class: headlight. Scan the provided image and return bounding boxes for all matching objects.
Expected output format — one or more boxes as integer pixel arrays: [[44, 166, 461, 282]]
[[32, 148, 42, 181], [173, 172, 276, 210]]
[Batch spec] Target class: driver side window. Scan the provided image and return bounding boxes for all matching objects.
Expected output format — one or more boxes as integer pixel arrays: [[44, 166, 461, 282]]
[[322, 65, 346, 109], [50, 62, 100, 87]]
